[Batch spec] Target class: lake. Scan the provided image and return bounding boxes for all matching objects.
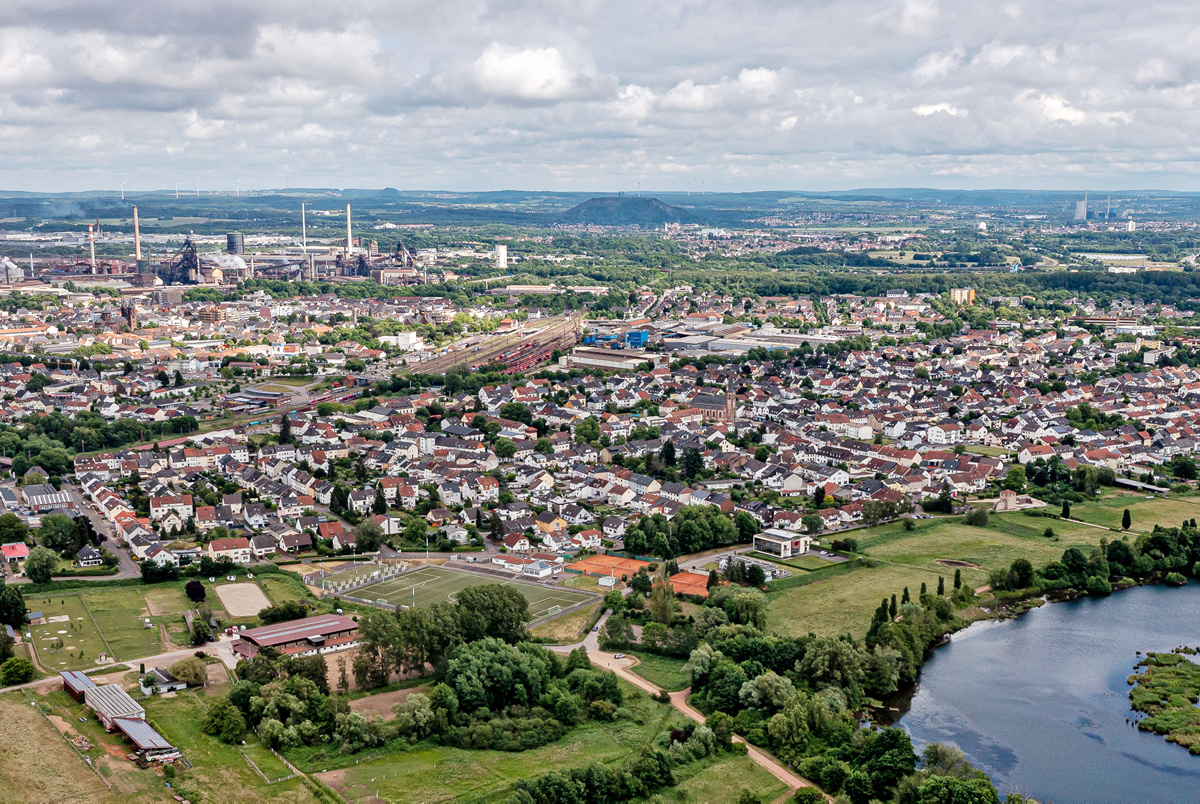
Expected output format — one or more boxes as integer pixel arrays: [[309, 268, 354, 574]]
[[897, 583, 1200, 804]]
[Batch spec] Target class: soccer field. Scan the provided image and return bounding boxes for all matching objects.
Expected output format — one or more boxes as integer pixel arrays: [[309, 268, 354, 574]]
[[354, 565, 594, 621]]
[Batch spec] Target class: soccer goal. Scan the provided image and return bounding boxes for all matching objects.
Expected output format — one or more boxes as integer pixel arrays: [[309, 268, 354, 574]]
[[544, 604, 562, 617]]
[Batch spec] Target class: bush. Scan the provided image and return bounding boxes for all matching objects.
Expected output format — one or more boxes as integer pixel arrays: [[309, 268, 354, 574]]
[[792, 789, 825, 804], [1165, 572, 1188, 586], [1, 656, 36, 685], [1086, 575, 1112, 596], [185, 579, 206, 602], [963, 508, 989, 527], [831, 537, 858, 553]]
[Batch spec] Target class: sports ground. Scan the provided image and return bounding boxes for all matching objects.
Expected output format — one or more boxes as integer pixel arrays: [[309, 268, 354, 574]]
[[352, 564, 595, 621]]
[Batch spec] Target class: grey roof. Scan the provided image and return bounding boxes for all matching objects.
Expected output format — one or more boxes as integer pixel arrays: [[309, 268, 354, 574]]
[[84, 684, 144, 719], [113, 717, 174, 751]]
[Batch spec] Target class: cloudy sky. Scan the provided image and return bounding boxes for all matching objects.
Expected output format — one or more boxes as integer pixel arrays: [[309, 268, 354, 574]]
[[2, 0, 1199, 193]]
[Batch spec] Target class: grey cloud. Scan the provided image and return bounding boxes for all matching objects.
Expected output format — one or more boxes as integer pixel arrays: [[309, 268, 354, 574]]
[[3, 0, 1200, 191]]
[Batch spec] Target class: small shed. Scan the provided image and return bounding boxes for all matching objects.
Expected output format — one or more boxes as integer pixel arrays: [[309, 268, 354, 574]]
[[60, 670, 97, 702], [112, 717, 179, 761]]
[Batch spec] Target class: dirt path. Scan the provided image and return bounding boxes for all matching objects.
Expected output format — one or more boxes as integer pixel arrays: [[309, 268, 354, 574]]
[[588, 650, 830, 801]]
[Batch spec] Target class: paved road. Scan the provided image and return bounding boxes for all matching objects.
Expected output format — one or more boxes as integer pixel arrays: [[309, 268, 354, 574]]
[[2, 637, 240, 693]]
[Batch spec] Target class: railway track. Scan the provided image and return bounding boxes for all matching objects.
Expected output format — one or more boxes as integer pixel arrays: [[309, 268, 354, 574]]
[[404, 314, 581, 376]]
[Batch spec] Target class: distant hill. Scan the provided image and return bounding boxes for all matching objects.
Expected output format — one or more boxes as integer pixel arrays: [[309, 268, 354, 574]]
[[557, 196, 696, 226]]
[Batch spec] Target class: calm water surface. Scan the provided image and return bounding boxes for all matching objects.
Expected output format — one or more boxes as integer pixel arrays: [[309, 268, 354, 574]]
[[898, 583, 1200, 804]]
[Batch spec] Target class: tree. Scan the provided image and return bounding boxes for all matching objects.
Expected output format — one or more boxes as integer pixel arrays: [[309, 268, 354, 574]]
[[456, 584, 530, 643], [174, 370, 185, 387], [373, 486, 388, 515], [24, 546, 58, 584], [155, 370, 170, 387], [38, 514, 78, 554], [0, 514, 28, 545], [707, 568, 720, 590], [493, 437, 516, 459], [1061, 500, 1071, 519], [953, 569, 962, 590], [1122, 508, 1132, 530], [278, 415, 294, 445], [812, 487, 826, 509], [185, 579, 206, 602], [936, 576, 945, 596], [682, 448, 703, 479], [802, 514, 823, 535], [1002, 466, 1026, 492], [202, 696, 247, 743], [648, 575, 677, 624], [534, 437, 554, 455], [746, 563, 767, 587], [0, 582, 26, 627], [1, 656, 35, 685], [629, 568, 653, 596], [354, 519, 383, 552], [659, 440, 676, 467], [169, 657, 207, 687], [735, 511, 759, 541]]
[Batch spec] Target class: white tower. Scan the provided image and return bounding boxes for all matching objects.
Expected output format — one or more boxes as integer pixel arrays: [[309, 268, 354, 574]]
[[495, 244, 508, 271], [345, 204, 353, 255]]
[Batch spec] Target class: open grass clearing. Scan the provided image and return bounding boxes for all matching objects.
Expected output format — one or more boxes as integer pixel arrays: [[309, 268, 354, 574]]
[[256, 574, 310, 605], [1069, 493, 1200, 533], [529, 600, 602, 642], [627, 651, 690, 692], [145, 689, 317, 802], [651, 752, 790, 804], [767, 562, 942, 638], [313, 682, 689, 801], [853, 514, 1104, 588]]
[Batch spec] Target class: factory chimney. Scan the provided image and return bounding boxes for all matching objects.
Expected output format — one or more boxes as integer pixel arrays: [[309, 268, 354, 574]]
[[301, 203, 307, 252], [345, 204, 353, 255], [133, 206, 143, 261], [88, 224, 97, 273]]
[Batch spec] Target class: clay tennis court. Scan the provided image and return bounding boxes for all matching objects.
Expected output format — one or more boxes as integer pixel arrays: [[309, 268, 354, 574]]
[[569, 554, 653, 577]]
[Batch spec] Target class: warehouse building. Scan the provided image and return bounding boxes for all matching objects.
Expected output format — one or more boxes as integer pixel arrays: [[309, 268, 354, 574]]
[[232, 613, 360, 659]]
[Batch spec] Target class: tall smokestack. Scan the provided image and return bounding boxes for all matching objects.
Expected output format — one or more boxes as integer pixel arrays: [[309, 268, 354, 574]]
[[88, 224, 97, 273], [345, 203, 352, 255], [301, 202, 307, 252], [133, 206, 142, 261]]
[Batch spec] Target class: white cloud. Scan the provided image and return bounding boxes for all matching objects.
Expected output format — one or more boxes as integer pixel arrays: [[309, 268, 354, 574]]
[[473, 43, 579, 101], [913, 102, 965, 116], [912, 47, 964, 81]]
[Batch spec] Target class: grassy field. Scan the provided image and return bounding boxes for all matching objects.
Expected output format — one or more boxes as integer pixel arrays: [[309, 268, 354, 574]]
[[144, 689, 317, 802], [628, 652, 691, 692], [529, 600, 602, 642], [314, 681, 690, 802], [753, 552, 839, 571], [256, 574, 310, 605], [23, 593, 111, 672], [651, 752, 790, 804], [767, 562, 935, 638], [764, 505, 1144, 639], [0, 692, 114, 803], [354, 565, 594, 622], [853, 513, 1104, 589], [1069, 493, 1200, 532], [24, 575, 318, 670]]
